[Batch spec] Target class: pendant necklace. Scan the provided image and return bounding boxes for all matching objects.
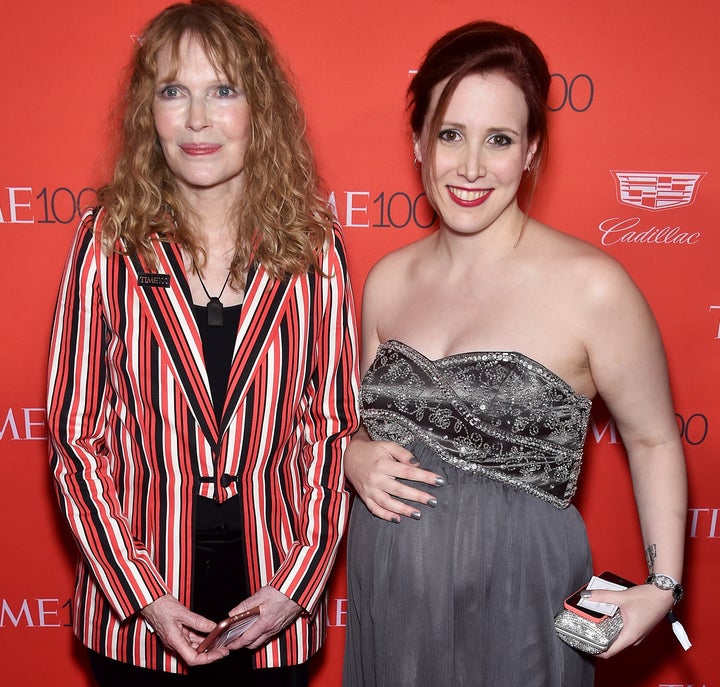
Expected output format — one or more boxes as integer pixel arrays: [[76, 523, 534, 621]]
[[195, 264, 232, 327]]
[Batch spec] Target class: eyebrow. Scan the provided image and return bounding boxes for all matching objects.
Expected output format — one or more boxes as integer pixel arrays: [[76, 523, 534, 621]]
[[440, 121, 522, 136]]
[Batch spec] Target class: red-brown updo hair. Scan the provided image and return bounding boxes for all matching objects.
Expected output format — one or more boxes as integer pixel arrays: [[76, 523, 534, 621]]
[[408, 21, 551, 209]]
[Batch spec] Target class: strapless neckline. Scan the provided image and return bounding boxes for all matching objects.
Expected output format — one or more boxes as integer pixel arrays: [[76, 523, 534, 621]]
[[379, 339, 591, 404], [362, 339, 592, 507]]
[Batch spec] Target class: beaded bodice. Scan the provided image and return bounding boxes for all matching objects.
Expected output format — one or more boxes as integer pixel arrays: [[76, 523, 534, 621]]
[[361, 340, 592, 509]]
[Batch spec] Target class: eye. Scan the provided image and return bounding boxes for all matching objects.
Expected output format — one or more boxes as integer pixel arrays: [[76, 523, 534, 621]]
[[158, 84, 181, 99], [216, 84, 239, 97], [487, 133, 512, 147], [438, 128, 462, 143]]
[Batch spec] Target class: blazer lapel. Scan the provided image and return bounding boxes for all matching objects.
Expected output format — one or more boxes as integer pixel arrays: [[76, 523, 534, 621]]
[[219, 265, 297, 437], [126, 241, 218, 447]]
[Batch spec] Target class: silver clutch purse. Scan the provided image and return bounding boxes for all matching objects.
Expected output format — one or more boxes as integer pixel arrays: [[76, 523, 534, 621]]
[[554, 607, 624, 654]]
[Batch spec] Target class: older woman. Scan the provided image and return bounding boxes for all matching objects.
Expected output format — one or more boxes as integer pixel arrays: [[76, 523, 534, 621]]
[[343, 21, 686, 687], [47, 2, 358, 686]]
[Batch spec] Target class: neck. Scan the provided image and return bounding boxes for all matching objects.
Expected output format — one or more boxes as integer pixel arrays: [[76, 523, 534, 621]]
[[185, 205, 238, 258], [435, 204, 528, 267], [177, 184, 241, 240]]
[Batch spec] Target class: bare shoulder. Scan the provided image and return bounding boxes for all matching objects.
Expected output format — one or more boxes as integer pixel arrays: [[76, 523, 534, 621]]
[[526, 220, 643, 308], [363, 234, 433, 297]]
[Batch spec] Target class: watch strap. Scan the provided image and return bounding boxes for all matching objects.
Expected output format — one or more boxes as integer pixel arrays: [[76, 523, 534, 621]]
[[645, 573, 684, 603]]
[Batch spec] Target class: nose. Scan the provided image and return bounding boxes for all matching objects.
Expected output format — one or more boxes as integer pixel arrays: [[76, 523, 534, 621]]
[[186, 96, 210, 132], [459, 143, 486, 181]]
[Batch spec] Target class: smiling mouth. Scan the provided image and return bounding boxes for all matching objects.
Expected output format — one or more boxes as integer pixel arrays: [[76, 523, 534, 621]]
[[447, 186, 491, 206]]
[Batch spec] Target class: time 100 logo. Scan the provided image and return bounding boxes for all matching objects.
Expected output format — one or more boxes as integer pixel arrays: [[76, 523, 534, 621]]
[[549, 73, 594, 113], [0, 186, 97, 225], [331, 191, 436, 230]]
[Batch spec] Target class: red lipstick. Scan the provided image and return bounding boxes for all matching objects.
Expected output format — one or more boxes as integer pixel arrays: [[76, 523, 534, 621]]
[[447, 186, 491, 208]]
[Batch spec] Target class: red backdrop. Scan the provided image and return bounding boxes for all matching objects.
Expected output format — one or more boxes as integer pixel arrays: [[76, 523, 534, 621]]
[[1, 1, 718, 685]]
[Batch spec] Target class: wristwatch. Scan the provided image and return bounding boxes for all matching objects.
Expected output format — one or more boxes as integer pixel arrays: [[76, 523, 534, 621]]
[[645, 574, 684, 603]]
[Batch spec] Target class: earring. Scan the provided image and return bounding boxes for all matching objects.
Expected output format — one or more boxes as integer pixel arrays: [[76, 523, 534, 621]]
[[524, 159, 533, 172], [413, 155, 422, 170]]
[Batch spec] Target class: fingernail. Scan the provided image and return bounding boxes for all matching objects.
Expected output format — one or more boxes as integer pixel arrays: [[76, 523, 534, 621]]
[[411, 511, 422, 520], [409, 457, 420, 465], [435, 477, 446, 487], [427, 497, 438, 508], [391, 516, 400, 524], [580, 590, 591, 598]]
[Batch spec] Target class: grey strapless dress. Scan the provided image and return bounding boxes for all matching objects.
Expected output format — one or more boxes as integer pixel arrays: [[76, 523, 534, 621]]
[[343, 340, 596, 687]]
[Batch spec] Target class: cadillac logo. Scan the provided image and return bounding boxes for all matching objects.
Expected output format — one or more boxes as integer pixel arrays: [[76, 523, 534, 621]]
[[611, 171, 705, 211]]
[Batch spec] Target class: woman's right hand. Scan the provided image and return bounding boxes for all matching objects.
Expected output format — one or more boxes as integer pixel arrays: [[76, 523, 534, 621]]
[[344, 429, 445, 522], [141, 594, 229, 667]]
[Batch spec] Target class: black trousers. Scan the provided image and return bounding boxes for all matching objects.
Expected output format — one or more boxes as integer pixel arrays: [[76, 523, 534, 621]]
[[87, 530, 309, 687]]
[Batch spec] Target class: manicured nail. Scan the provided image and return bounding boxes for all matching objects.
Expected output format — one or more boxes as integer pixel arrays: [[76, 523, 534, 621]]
[[409, 457, 420, 465], [411, 511, 422, 520], [435, 477, 446, 487], [427, 497, 438, 508], [580, 590, 591, 598], [391, 516, 400, 524]]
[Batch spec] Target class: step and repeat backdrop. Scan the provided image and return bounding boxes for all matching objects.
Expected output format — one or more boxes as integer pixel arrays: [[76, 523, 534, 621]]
[[1, 0, 718, 685]]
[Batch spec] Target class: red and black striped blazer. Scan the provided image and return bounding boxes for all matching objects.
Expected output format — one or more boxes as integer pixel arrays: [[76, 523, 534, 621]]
[[47, 209, 359, 672]]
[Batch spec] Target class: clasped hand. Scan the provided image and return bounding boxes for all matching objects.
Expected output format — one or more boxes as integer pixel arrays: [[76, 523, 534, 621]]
[[140, 594, 227, 666], [141, 586, 302, 666], [221, 585, 302, 651]]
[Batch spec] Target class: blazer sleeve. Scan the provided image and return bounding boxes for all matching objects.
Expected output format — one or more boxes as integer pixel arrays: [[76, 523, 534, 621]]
[[46, 212, 170, 620], [268, 225, 360, 611]]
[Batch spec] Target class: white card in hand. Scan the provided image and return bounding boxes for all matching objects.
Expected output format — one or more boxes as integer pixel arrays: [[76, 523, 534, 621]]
[[577, 575, 626, 616]]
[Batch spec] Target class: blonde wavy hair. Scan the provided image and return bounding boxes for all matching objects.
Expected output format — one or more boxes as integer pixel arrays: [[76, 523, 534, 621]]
[[98, 0, 333, 280]]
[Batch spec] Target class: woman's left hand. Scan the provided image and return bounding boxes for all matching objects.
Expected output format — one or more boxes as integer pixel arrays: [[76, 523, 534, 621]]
[[225, 586, 303, 651], [585, 583, 675, 658]]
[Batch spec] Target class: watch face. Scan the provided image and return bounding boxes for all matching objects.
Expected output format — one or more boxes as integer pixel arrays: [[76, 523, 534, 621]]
[[657, 575, 674, 589], [646, 574, 684, 602]]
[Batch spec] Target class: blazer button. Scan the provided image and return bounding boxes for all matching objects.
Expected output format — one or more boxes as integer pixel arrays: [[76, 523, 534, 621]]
[[220, 473, 236, 488]]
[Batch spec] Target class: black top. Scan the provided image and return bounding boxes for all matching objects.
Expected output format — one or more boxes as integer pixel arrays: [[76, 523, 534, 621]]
[[193, 302, 243, 532], [193, 302, 242, 426]]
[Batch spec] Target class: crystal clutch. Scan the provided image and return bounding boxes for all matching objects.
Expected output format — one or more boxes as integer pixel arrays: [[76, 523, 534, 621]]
[[554, 607, 624, 654]]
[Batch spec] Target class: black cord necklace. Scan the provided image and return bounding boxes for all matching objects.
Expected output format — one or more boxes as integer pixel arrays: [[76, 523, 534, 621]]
[[195, 265, 232, 327]]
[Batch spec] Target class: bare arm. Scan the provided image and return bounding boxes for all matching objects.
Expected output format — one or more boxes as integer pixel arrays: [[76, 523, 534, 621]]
[[343, 259, 445, 522], [579, 259, 686, 656]]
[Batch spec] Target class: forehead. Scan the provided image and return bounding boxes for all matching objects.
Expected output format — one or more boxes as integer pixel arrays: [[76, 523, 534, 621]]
[[154, 33, 233, 80], [432, 72, 529, 129]]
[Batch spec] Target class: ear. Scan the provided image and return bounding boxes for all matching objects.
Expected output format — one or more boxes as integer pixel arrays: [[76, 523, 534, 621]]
[[525, 138, 539, 170], [413, 136, 422, 163]]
